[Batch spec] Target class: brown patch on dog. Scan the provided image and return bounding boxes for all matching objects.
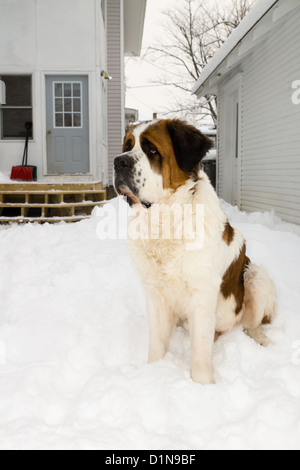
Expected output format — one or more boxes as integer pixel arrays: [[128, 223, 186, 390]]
[[149, 154, 163, 175], [262, 315, 271, 325], [214, 331, 223, 342], [140, 120, 190, 190], [140, 136, 163, 175], [221, 243, 251, 315], [222, 221, 235, 245], [122, 131, 136, 153], [166, 119, 213, 174]]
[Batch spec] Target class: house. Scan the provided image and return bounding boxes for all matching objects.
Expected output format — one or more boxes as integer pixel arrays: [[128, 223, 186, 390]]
[[201, 127, 217, 189], [125, 108, 139, 133], [192, 0, 300, 225], [0, 0, 147, 187]]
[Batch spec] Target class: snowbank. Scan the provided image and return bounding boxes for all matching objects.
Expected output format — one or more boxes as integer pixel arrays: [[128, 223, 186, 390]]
[[0, 198, 299, 450], [0, 172, 11, 183]]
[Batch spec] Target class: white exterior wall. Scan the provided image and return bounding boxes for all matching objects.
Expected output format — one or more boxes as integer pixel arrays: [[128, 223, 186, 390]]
[[0, 0, 107, 182], [217, 6, 300, 224]]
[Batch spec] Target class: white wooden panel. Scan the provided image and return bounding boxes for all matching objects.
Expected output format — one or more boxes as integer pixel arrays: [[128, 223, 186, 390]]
[[37, 0, 96, 67]]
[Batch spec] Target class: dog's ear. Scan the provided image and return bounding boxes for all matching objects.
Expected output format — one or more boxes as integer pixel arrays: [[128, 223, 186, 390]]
[[166, 119, 213, 173]]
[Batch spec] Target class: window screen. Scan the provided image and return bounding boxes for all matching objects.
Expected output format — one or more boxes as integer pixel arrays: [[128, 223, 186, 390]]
[[0, 75, 33, 139]]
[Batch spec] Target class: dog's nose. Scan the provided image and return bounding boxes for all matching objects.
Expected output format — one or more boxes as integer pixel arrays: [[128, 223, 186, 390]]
[[114, 155, 134, 171]]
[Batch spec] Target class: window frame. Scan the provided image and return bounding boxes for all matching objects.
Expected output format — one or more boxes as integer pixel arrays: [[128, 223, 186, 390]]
[[0, 74, 33, 141]]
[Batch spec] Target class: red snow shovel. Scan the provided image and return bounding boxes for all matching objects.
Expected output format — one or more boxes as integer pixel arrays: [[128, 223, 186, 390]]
[[11, 122, 37, 181]]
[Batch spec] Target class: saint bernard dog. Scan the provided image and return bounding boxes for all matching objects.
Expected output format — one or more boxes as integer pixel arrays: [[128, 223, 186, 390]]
[[114, 119, 277, 384]]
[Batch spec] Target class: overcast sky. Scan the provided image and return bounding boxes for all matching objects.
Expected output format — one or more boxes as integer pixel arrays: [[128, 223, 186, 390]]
[[125, 0, 177, 121], [125, 0, 257, 121]]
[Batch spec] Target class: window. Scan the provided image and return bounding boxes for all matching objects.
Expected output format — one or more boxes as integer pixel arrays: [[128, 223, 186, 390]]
[[53, 82, 83, 128], [0, 75, 33, 139]]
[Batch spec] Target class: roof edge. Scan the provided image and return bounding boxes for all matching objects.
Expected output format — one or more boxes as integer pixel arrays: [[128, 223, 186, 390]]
[[124, 0, 147, 57]]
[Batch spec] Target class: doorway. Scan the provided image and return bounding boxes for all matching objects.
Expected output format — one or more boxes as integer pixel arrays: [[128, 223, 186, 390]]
[[45, 75, 89, 174]]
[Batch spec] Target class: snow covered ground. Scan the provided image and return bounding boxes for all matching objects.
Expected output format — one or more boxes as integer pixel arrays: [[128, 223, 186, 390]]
[[0, 197, 299, 450], [0, 172, 11, 184]]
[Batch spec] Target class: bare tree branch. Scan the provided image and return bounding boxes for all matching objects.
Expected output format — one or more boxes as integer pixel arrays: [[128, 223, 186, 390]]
[[144, 0, 255, 125]]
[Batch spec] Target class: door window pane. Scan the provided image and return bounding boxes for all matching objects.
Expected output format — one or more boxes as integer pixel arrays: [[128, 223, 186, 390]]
[[64, 114, 72, 127], [55, 83, 63, 97], [64, 98, 72, 112], [73, 98, 81, 112], [55, 98, 63, 112], [64, 83, 72, 97], [53, 81, 82, 128], [73, 114, 81, 127], [73, 83, 81, 97], [55, 113, 63, 127]]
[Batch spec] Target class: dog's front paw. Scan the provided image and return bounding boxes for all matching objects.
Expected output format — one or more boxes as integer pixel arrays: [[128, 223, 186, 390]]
[[148, 345, 167, 363], [191, 366, 215, 385]]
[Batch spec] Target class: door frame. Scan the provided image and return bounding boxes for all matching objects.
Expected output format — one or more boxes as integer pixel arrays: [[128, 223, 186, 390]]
[[41, 72, 95, 178], [223, 73, 242, 207]]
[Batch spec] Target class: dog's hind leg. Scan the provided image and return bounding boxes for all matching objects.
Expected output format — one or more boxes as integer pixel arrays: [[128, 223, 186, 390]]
[[242, 264, 277, 346]]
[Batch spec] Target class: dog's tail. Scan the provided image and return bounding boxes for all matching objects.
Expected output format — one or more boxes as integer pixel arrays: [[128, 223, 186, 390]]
[[242, 263, 277, 346]]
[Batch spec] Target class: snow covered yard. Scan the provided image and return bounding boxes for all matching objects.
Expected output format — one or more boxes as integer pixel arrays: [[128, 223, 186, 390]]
[[0, 198, 300, 450]]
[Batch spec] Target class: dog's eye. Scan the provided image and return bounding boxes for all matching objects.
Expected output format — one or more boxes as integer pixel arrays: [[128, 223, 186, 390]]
[[141, 138, 160, 159]]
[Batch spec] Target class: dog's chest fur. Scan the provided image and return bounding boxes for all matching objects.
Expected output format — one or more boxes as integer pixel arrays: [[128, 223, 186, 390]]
[[127, 177, 241, 321]]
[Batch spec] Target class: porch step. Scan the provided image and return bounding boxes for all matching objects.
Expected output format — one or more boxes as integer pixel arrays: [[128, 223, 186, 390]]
[[0, 182, 103, 192], [0, 182, 106, 224]]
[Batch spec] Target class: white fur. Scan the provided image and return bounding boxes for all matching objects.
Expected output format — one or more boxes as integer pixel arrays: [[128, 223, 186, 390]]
[[128, 173, 230, 383], [216, 294, 243, 334], [242, 264, 277, 346]]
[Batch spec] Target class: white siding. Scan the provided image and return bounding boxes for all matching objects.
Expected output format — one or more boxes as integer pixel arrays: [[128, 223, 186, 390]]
[[107, 0, 124, 186], [218, 6, 300, 224]]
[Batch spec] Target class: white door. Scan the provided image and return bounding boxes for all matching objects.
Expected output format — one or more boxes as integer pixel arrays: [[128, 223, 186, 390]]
[[224, 75, 242, 207], [46, 75, 90, 174]]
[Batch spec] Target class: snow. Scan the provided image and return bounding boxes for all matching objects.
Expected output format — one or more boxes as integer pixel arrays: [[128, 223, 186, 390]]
[[0, 172, 11, 184], [0, 197, 299, 450]]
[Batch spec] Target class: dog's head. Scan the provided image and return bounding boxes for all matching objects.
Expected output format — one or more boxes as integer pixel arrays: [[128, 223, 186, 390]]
[[114, 119, 213, 207]]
